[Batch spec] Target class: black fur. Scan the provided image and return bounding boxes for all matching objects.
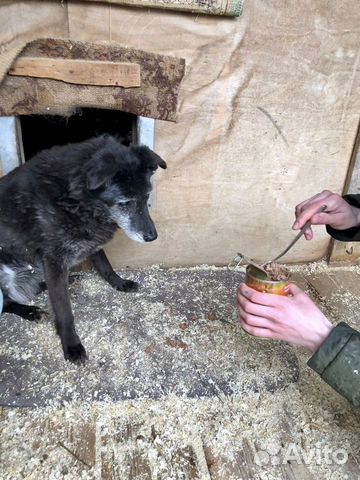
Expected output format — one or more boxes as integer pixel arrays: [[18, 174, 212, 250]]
[[0, 135, 166, 364]]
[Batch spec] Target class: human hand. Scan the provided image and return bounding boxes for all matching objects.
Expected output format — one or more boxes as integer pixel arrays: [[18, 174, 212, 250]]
[[237, 283, 334, 352], [292, 190, 360, 240]]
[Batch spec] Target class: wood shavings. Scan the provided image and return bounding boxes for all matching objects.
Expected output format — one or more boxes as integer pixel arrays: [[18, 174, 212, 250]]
[[1, 263, 359, 479]]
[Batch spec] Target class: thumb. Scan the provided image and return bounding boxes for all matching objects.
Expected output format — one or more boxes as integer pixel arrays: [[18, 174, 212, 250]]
[[285, 283, 303, 296]]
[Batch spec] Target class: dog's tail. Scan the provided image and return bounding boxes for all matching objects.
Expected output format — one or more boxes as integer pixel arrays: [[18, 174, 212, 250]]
[[0, 250, 42, 304]]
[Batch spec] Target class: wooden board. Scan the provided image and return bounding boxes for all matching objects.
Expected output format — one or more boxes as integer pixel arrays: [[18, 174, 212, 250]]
[[8, 57, 141, 87]]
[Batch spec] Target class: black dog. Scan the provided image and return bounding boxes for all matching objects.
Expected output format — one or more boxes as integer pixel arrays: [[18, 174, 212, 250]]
[[0, 135, 166, 363]]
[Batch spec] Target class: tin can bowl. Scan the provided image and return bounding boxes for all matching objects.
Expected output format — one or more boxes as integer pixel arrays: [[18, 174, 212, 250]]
[[245, 265, 290, 296]]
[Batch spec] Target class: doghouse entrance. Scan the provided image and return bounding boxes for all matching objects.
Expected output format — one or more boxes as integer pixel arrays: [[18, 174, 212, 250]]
[[0, 111, 155, 175], [19, 108, 137, 161]]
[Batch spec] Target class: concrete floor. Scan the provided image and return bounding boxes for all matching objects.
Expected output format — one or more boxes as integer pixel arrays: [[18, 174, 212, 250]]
[[0, 262, 359, 479]]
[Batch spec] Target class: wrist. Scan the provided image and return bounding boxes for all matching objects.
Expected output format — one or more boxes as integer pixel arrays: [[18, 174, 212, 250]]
[[308, 323, 334, 353]]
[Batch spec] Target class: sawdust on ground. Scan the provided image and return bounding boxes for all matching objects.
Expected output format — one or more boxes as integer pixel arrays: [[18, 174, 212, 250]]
[[1, 262, 359, 479]]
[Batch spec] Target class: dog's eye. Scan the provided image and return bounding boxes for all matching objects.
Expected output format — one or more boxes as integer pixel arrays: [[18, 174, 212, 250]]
[[118, 200, 133, 206]]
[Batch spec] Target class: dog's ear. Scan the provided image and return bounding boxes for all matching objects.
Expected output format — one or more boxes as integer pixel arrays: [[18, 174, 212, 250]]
[[132, 146, 167, 171], [86, 151, 119, 190]]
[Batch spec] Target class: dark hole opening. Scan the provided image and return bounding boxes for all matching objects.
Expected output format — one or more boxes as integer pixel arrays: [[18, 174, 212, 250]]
[[20, 107, 137, 161]]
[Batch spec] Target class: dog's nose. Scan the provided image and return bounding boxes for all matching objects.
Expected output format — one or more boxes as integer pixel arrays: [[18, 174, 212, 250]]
[[143, 231, 157, 242]]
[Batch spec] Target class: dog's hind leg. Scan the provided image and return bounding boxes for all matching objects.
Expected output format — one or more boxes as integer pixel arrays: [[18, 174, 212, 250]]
[[43, 258, 87, 364], [2, 300, 44, 321], [0, 248, 43, 298], [90, 249, 138, 292]]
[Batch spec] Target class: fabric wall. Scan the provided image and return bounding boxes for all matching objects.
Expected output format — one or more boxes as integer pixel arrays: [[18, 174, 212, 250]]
[[0, 1, 359, 266]]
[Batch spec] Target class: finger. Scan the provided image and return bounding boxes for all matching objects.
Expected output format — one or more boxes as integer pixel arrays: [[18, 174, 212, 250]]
[[309, 212, 336, 225], [240, 319, 278, 339], [292, 201, 328, 230], [285, 283, 305, 297], [293, 200, 328, 228], [294, 192, 345, 230], [239, 284, 281, 307], [295, 191, 332, 217], [238, 294, 278, 319], [238, 307, 276, 329], [303, 226, 313, 240]]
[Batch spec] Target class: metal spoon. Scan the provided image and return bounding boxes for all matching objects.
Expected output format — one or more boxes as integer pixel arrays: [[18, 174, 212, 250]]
[[229, 205, 327, 278], [262, 204, 327, 267], [228, 253, 268, 278]]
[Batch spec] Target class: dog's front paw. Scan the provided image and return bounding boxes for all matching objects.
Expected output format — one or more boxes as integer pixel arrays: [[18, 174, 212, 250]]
[[120, 280, 139, 292], [112, 278, 139, 292], [63, 342, 88, 365]]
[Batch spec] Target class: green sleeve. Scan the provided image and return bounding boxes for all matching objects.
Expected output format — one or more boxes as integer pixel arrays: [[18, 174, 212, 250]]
[[307, 323, 360, 407], [326, 194, 360, 241]]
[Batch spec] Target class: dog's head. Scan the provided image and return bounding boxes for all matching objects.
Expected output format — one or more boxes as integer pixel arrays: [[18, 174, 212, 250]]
[[85, 138, 167, 243]]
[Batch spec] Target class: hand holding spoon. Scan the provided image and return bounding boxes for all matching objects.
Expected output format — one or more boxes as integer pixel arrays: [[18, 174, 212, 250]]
[[229, 205, 327, 278]]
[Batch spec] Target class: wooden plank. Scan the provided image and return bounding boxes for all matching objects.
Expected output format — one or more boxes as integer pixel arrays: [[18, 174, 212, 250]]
[[280, 456, 316, 480], [308, 271, 360, 299], [100, 421, 153, 479], [276, 416, 315, 480], [101, 420, 204, 479], [122, 423, 152, 480], [128, 452, 152, 479], [8, 57, 141, 87], [67, 422, 96, 468], [328, 238, 360, 266], [306, 270, 360, 331], [203, 441, 257, 480], [172, 446, 200, 479], [290, 272, 311, 292]]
